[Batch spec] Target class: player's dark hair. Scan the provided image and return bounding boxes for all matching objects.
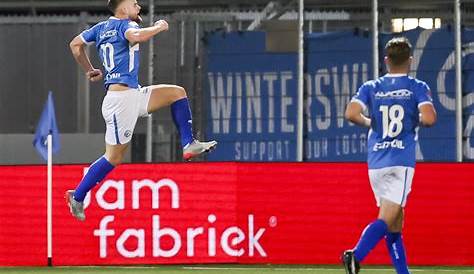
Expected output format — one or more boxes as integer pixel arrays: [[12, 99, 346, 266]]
[[385, 37, 412, 66], [107, 0, 126, 14]]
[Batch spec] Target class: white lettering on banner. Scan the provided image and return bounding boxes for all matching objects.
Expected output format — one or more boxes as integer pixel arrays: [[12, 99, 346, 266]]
[[221, 227, 245, 257], [248, 214, 267, 257], [310, 63, 368, 130], [116, 228, 145, 258], [207, 64, 369, 160], [333, 65, 349, 128], [305, 138, 329, 159], [246, 72, 262, 133], [234, 141, 290, 161], [96, 180, 125, 210], [333, 133, 368, 157], [304, 134, 367, 159], [305, 74, 313, 132], [236, 73, 243, 133], [209, 72, 233, 134], [263, 73, 277, 133], [208, 64, 368, 134], [333, 65, 351, 128], [90, 178, 272, 259], [208, 214, 217, 256], [153, 215, 182, 257], [314, 69, 331, 131], [281, 71, 294, 133], [352, 63, 360, 95], [93, 215, 115, 258], [187, 227, 204, 257], [93, 213, 269, 258], [132, 178, 179, 209]]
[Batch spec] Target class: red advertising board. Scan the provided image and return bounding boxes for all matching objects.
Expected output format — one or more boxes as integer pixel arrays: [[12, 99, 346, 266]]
[[0, 163, 473, 266]]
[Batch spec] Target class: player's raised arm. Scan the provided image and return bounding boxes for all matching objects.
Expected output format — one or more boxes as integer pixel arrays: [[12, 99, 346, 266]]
[[69, 35, 103, 82], [125, 19, 169, 44], [345, 101, 371, 128]]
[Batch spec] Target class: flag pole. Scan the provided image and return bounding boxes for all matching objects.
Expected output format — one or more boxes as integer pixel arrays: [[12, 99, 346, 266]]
[[47, 133, 53, 266]]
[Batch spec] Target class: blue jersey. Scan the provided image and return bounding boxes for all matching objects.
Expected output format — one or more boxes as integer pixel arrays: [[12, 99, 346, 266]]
[[80, 17, 140, 89], [351, 74, 433, 169]]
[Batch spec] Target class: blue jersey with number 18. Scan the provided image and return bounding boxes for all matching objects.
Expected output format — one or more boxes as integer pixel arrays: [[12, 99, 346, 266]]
[[80, 16, 140, 89], [351, 74, 433, 169]]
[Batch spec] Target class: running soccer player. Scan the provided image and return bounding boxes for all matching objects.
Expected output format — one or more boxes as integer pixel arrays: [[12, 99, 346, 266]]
[[66, 0, 217, 221], [342, 37, 437, 274]]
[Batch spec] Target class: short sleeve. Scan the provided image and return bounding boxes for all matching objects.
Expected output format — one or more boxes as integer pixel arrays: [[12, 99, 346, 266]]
[[122, 20, 140, 39], [80, 24, 99, 45], [415, 82, 433, 108], [351, 83, 370, 111]]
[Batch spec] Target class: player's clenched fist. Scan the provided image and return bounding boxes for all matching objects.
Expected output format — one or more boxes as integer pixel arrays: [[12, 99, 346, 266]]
[[86, 69, 103, 82], [154, 20, 169, 32]]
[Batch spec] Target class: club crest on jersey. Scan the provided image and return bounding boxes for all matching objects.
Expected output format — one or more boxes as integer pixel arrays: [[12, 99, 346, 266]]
[[375, 89, 412, 99]]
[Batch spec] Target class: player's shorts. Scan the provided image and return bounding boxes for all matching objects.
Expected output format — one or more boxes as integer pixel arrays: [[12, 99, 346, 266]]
[[101, 86, 152, 145], [368, 166, 415, 207]]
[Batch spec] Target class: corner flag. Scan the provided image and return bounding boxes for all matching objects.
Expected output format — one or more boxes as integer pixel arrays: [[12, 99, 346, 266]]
[[33, 91, 60, 161]]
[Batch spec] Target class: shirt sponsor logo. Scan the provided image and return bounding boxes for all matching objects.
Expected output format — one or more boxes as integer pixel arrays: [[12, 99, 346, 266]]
[[373, 139, 405, 151], [100, 30, 118, 39], [106, 73, 121, 80], [375, 89, 413, 99]]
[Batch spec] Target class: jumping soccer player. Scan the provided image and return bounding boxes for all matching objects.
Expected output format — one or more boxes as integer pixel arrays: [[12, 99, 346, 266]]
[[66, 0, 217, 221], [342, 37, 437, 274]]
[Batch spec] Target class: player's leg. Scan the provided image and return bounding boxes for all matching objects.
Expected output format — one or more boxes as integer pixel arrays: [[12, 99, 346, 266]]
[[66, 143, 128, 221], [352, 199, 400, 261], [146, 84, 193, 146], [343, 198, 401, 273], [343, 168, 400, 274], [144, 84, 217, 160], [73, 143, 127, 201], [383, 167, 413, 274], [385, 208, 410, 274], [345, 167, 413, 273], [67, 90, 138, 221]]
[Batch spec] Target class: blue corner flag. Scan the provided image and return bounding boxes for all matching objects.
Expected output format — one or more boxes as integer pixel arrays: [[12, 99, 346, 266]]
[[33, 91, 60, 161]]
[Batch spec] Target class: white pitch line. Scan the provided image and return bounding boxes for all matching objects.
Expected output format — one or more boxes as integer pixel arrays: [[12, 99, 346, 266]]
[[182, 266, 474, 272]]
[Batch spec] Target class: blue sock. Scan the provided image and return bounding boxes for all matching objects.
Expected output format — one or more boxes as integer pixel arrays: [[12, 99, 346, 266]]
[[73, 156, 115, 202], [171, 98, 194, 148], [353, 219, 388, 262], [386, 232, 410, 274]]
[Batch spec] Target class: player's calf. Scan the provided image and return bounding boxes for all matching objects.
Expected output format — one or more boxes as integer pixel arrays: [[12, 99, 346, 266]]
[[378, 199, 403, 231]]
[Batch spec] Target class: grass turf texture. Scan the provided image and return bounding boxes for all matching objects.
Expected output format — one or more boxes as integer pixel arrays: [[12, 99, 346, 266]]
[[1, 265, 474, 274]]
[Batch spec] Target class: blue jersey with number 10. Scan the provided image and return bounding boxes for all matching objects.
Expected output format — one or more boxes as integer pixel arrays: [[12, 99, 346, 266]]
[[351, 74, 433, 169], [80, 16, 140, 89]]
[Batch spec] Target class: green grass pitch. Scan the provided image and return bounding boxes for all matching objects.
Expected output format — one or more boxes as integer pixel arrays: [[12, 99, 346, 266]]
[[1, 265, 474, 274]]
